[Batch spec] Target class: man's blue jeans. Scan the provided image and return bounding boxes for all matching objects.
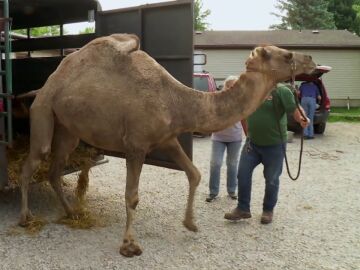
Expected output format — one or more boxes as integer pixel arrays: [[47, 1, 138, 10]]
[[301, 96, 316, 137], [237, 139, 285, 212], [209, 140, 242, 196]]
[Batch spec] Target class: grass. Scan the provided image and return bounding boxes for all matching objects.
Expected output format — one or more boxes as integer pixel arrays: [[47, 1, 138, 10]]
[[330, 107, 360, 114], [328, 107, 360, 122]]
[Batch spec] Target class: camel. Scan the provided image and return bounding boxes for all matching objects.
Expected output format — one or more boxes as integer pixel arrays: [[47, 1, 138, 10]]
[[18, 33, 316, 257]]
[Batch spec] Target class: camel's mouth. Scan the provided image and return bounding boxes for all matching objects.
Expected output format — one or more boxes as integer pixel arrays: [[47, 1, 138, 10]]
[[245, 59, 260, 73]]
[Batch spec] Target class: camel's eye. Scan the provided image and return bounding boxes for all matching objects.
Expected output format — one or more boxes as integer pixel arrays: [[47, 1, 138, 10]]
[[260, 48, 271, 60], [285, 52, 293, 61], [251, 51, 255, 57]]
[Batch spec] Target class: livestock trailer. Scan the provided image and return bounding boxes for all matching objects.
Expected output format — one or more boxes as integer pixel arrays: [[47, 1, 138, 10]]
[[0, 0, 194, 189]]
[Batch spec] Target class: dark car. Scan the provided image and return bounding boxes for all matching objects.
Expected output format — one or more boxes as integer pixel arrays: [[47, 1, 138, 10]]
[[287, 65, 331, 134]]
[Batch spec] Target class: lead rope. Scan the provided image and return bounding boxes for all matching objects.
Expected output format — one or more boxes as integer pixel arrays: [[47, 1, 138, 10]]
[[273, 59, 306, 181]]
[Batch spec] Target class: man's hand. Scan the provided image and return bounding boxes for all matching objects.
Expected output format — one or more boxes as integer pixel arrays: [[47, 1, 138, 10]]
[[293, 106, 310, 128], [300, 117, 310, 128]]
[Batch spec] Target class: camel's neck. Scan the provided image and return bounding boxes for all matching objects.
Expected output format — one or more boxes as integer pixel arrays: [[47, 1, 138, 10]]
[[175, 71, 277, 133]]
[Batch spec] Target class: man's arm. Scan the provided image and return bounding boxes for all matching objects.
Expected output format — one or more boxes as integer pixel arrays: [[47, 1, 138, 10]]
[[293, 106, 310, 128]]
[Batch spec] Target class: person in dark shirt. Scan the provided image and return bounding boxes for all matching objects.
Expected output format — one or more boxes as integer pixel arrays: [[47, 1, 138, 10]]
[[299, 81, 321, 139]]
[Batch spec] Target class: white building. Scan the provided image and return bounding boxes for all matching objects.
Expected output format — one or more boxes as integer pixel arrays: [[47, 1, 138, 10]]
[[194, 30, 360, 107]]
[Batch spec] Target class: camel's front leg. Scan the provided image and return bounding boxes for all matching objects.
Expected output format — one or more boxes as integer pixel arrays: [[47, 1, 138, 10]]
[[120, 151, 145, 257], [160, 138, 201, 232]]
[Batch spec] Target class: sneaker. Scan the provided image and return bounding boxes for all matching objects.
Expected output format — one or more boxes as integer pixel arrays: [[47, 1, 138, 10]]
[[205, 194, 217, 202], [228, 192, 237, 200], [224, 208, 251, 221], [260, 211, 273, 224]]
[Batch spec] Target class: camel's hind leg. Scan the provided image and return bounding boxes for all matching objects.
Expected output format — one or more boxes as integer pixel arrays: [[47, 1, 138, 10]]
[[119, 150, 145, 257], [19, 107, 54, 226], [159, 138, 201, 232], [48, 122, 79, 217]]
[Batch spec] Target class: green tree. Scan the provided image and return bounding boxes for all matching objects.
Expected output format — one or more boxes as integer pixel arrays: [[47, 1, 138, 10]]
[[194, 0, 211, 31], [271, 0, 336, 30], [327, 0, 358, 34], [14, 26, 61, 37], [353, 0, 360, 34], [79, 26, 95, 34]]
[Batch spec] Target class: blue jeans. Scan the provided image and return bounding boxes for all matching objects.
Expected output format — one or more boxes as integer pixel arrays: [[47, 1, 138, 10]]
[[237, 139, 285, 212], [209, 140, 242, 196], [301, 96, 316, 137]]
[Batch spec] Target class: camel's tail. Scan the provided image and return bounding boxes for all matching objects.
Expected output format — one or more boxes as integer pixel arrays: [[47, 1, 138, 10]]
[[15, 89, 39, 100], [12, 90, 40, 119]]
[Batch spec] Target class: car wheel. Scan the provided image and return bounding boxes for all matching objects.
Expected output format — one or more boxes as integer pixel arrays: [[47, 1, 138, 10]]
[[314, 122, 326, 134]]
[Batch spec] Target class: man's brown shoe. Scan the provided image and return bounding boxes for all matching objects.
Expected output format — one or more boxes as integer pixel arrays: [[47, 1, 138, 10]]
[[261, 211, 273, 224], [224, 208, 251, 221]]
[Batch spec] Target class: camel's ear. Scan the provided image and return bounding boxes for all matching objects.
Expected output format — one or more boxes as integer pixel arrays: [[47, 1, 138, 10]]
[[260, 47, 271, 60]]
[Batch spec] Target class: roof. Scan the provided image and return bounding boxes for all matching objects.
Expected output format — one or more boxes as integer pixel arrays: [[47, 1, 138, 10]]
[[194, 30, 360, 50]]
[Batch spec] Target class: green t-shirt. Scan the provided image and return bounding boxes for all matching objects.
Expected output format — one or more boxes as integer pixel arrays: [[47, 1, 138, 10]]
[[247, 85, 297, 146]]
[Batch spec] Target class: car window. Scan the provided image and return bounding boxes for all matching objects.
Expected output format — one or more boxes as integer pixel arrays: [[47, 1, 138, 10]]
[[193, 76, 209, 92]]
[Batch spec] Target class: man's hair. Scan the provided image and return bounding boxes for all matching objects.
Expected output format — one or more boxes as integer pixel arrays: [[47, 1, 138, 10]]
[[224, 75, 238, 89]]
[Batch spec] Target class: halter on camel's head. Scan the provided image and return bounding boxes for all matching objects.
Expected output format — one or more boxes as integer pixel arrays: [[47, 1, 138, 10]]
[[245, 45, 316, 83]]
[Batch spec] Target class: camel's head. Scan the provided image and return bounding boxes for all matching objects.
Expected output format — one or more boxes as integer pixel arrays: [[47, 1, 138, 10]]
[[245, 45, 316, 81]]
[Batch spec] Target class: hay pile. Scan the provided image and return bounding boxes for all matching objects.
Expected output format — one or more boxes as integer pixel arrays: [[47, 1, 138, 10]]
[[7, 216, 48, 236], [6, 136, 106, 233], [56, 209, 103, 229], [7, 135, 98, 189]]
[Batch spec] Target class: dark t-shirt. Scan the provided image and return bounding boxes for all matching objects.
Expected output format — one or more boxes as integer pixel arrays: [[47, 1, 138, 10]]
[[247, 85, 297, 146], [300, 82, 320, 98]]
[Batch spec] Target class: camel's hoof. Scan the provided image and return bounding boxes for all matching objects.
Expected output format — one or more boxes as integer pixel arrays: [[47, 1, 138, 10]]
[[119, 241, 143, 257], [18, 211, 34, 227], [183, 220, 198, 232]]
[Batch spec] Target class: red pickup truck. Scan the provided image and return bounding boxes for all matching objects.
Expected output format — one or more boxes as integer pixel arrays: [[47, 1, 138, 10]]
[[193, 72, 218, 93]]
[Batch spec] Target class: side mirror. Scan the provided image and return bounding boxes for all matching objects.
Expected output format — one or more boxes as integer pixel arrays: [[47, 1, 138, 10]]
[[193, 53, 207, 65]]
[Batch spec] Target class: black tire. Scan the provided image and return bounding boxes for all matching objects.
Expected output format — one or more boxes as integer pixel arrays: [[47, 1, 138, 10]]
[[314, 122, 326, 134]]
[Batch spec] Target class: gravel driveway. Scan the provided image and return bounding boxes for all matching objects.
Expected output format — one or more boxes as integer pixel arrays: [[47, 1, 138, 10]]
[[0, 122, 359, 270]]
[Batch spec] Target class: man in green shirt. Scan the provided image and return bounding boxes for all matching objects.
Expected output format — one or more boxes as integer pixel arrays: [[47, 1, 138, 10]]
[[224, 84, 309, 224]]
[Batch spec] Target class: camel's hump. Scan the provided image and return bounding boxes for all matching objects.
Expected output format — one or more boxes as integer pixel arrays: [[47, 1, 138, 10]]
[[85, 33, 140, 54]]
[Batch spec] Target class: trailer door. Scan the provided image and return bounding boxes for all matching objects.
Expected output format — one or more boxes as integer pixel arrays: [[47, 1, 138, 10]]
[[96, 0, 194, 170], [0, 0, 11, 187]]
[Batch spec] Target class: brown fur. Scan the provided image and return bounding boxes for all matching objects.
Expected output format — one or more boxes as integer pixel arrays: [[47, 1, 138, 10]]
[[18, 34, 316, 257]]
